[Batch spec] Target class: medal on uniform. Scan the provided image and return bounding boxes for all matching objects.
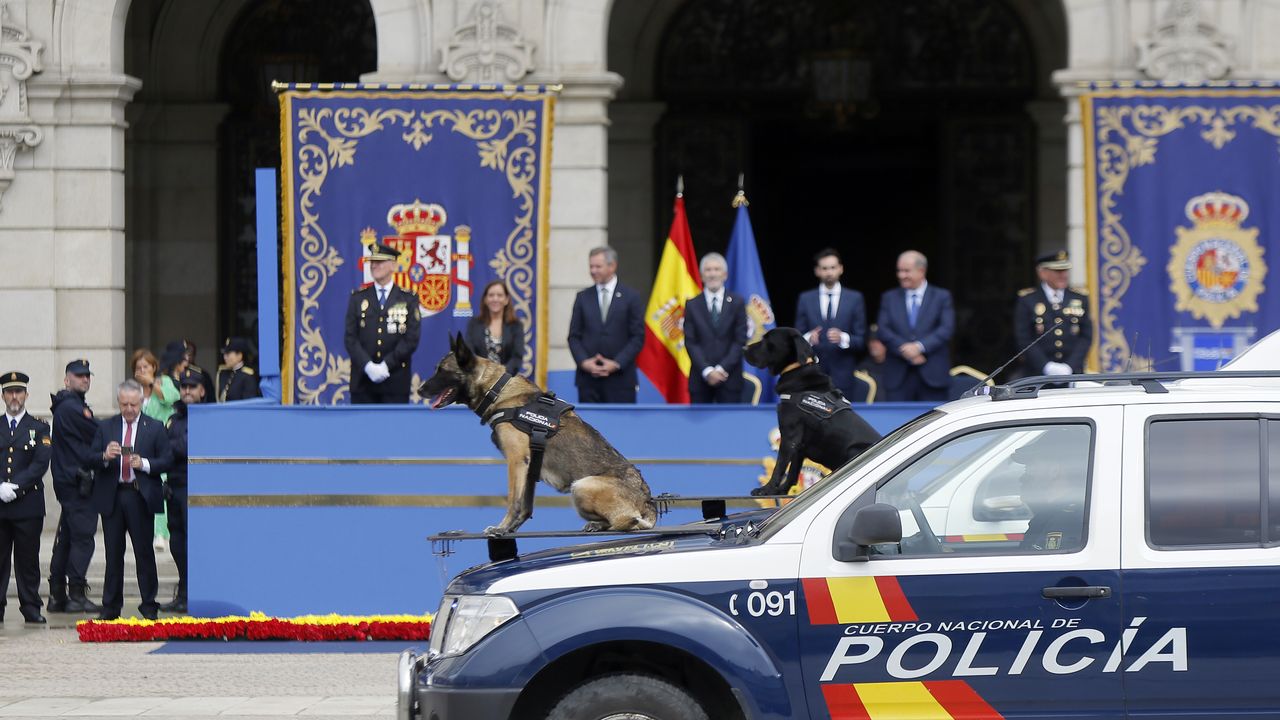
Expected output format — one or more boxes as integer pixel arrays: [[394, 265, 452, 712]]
[[361, 299, 369, 312], [1034, 302, 1045, 316], [387, 318, 397, 334], [399, 323, 407, 334]]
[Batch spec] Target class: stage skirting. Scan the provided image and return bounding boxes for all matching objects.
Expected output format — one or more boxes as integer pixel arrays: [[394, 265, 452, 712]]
[[188, 401, 929, 616]]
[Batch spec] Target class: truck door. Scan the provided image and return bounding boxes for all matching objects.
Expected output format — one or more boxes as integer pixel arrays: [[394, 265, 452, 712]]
[[797, 412, 1125, 719], [1120, 409, 1280, 718]]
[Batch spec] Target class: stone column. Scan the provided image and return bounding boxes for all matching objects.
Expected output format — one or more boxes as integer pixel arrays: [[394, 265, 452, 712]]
[[1025, 99, 1069, 262], [607, 100, 665, 295]]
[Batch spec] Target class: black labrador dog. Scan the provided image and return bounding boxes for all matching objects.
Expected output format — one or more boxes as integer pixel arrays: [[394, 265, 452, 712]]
[[743, 327, 882, 496]]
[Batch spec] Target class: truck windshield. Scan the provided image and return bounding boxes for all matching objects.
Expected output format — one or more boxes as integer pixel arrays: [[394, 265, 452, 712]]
[[754, 410, 945, 539]]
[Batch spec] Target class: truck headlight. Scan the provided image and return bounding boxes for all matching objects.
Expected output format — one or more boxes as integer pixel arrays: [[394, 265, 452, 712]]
[[428, 594, 519, 658]]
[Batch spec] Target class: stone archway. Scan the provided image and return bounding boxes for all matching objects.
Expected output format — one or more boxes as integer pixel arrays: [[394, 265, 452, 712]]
[[122, 0, 376, 368], [608, 0, 1068, 373]]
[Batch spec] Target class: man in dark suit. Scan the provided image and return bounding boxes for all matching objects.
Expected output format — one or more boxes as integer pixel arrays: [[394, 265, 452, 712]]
[[0, 371, 52, 624], [795, 248, 867, 399], [344, 241, 422, 403], [877, 250, 956, 402], [160, 368, 202, 614], [216, 337, 261, 402], [1014, 250, 1092, 377], [47, 358, 103, 614], [683, 252, 748, 403], [90, 379, 173, 620], [567, 246, 645, 403]]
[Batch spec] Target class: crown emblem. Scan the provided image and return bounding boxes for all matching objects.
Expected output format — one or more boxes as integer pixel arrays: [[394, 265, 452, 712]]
[[359, 227, 378, 247], [1185, 191, 1249, 228], [387, 200, 447, 235]]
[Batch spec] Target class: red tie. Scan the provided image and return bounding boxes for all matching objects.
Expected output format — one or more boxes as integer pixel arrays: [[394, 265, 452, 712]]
[[121, 421, 134, 483]]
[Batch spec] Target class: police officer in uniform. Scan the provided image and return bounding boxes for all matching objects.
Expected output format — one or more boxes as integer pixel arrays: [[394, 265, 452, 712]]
[[1014, 432, 1087, 553], [47, 359, 103, 614], [344, 241, 422, 403], [0, 371, 52, 623], [161, 368, 201, 613], [1014, 250, 1092, 377], [183, 339, 216, 402], [217, 337, 261, 402]]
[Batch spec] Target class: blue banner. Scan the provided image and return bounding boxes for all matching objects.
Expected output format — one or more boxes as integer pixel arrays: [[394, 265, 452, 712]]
[[725, 197, 778, 402], [1082, 86, 1280, 372], [280, 85, 554, 404]]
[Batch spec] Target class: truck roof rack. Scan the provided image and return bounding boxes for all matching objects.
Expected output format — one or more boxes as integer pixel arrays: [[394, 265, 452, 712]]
[[988, 370, 1280, 402], [429, 494, 793, 561]]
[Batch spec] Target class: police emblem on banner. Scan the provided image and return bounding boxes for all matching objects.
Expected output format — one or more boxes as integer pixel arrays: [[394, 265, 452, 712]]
[[745, 294, 776, 344], [361, 200, 476, 318], [1167, 191, 1267, 328]]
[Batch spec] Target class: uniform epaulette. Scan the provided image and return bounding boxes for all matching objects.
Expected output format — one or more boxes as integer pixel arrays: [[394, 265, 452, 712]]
[[189, 363, 205, 373], [217, 364, 230, 372], [242, 367, 256, 375], [1070, 286, 1089, 296], [1017, 287, 1035, 297]]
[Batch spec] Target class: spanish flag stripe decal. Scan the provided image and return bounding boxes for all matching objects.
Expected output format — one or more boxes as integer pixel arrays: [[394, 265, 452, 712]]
[[802, 577, 839, 625], [829, 577, 891, 624], [855, 681, 952, 719], [923, 680, 1005, 719], [874, 576, 917, 622], [821, 683, 873, 720]]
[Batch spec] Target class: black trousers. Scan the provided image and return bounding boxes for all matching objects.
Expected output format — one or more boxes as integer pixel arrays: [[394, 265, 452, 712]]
[[101, 486, 159, 615], [0, 515, 43, 616], [885, 367, 949, 403], [49, 494, 98, 587], [689, 376, 744, 404], [350, 376, 409, 404], [576, 374, 637, 403], [166, 485, 187, 597]]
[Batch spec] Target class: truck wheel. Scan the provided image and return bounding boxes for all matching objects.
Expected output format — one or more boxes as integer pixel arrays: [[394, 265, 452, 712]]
[[546, 673, 709, 720]]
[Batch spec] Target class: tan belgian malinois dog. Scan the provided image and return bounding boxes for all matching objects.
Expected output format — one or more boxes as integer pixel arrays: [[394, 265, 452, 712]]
[[419, 334, 657, 534]]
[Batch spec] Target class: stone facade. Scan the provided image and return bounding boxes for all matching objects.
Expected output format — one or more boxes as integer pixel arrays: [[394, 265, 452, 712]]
[[2, 0, 1278, 412]]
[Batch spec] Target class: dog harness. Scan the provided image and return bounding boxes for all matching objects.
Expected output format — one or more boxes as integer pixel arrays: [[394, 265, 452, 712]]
[[777, 389, 852, 420], [475, 373, 576, 504]]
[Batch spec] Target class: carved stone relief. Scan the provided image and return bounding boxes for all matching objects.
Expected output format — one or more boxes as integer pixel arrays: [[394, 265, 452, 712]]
[[439, 0, 535, 83], [0, 3, 43, 210], [1137, 0, 1234, 83]]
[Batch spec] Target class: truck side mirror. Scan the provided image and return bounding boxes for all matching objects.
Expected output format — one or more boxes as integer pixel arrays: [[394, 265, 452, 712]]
[[835, 503, 902, 562]]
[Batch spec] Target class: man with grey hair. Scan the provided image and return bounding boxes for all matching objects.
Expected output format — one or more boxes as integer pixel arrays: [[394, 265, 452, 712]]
[[90, 379, 173, 620], [876, 250, 955, 402], [683, 252, 748, 403], [567, 246, 645, 403]]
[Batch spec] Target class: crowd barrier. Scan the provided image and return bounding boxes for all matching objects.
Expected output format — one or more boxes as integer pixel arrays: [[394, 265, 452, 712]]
[[188, 400, 931, 616]]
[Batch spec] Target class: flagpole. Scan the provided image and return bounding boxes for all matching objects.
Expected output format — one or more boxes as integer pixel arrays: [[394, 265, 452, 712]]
[[733, 172, 748, 208], [676, 174, 684, 199]]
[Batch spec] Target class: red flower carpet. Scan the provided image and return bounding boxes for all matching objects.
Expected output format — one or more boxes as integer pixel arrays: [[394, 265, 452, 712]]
[[77, 612, 432, 642]]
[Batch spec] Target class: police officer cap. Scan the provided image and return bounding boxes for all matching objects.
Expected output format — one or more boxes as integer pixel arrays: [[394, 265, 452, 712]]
[[1036, 250, 1071, 271], [0, 371, 29, 391], [1011, 432, 1063, 465], [65, 358, 92, 376], [367, 242, 399, 262], [177, 368, 204, 387], [221, 337, 252, 355]]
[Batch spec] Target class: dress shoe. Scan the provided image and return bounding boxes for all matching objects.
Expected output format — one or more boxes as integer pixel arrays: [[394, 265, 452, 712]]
[[96, 611, 120, 621], [159, 597, 187, 614], [22, 611, 47, 624], [139, 607, 158, 621]]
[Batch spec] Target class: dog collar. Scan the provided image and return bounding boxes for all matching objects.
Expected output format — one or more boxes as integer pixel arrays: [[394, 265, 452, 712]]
[[779, 359, 815, 375], [474, 373, 512, 420]]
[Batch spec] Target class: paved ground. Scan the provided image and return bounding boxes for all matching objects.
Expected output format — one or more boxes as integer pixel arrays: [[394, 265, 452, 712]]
[[2, 486, 406, 718]]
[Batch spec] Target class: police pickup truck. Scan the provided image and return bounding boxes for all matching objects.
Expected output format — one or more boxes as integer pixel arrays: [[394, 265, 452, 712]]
[[399, 370, 1280, 720]]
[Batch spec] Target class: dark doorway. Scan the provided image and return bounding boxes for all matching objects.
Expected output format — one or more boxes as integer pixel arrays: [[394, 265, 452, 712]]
[[218, 0, 377, 344], [657, 0, 1036, 371]]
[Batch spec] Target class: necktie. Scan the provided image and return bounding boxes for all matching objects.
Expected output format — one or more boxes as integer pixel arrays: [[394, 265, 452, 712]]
[[121, 421, 134, 484], [8, 418, 14, 433], [908, 293, 920, 328], [711, 296, 721, 325], [599, 287, 611, 322], [378, 287, 387, 308], [824, 293, 835, 323]]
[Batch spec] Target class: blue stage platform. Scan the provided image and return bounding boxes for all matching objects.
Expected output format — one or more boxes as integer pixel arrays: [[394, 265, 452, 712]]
[[187, 401, 930, 617]]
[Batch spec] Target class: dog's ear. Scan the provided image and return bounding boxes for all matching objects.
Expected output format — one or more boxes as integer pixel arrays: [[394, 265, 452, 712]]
[[454, 333, 475, 370], [792, 329, 815, 365]]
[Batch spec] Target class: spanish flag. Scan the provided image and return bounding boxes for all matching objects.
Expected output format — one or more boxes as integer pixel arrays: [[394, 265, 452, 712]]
[[637, 195, 702, 403]]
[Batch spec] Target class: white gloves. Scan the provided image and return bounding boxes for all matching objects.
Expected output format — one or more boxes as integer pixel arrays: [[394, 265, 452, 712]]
[[1043, 361, 1073, 376], [0, 482, 17, 503], [364, 361, 391, 383]]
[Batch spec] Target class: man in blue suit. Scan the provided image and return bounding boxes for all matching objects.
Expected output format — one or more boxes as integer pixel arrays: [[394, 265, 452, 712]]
[[683, 253, 748, 403], [90, 379, 173, 620], [876, 250, 955, 402], [567, 247, 645, 403], [795, 248, 867, 400]]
